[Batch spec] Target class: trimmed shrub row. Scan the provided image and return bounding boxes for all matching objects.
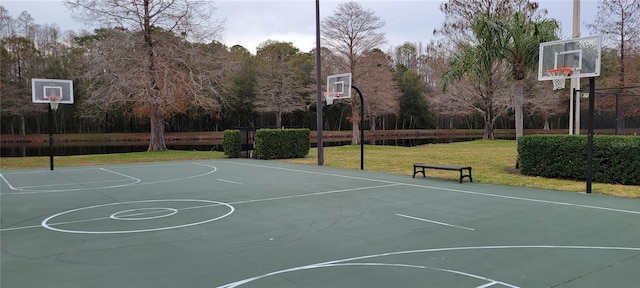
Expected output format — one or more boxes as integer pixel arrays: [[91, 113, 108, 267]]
[[222, 130, 241, 158], [254, 128, 310, 159], [518, 135, 640, 185], [223, 128, 310, 160]]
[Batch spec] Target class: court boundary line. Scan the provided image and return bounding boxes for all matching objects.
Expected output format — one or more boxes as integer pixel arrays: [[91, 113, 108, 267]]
[[225, 161, 640, 216], [15, 178, 136, 189]]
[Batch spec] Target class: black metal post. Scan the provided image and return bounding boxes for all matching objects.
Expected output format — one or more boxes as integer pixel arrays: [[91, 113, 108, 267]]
[[48, 104, 54, 171], [572, 88, 576, 134], [586, 77, 595, 194], [351, 86, 364, 170], [315, 0, 324, 166], [615, 90, 621, 135]]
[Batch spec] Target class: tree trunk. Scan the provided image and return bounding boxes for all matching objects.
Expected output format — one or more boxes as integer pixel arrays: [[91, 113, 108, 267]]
[[143, 0, 165, 151], [370, 116, 376, 132], [514, 83, 524, 139], [275, 111, 282, 128], [352, 120, 360, 144], [148, 109, 167, 151], [543, 114, 550, 131], [484, 107, 495, 139], [19, 115, 26, 136], [351, 99, 360, 144]]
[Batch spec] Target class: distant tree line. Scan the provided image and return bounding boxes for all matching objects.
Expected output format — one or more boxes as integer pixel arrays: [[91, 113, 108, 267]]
[[1, 0, 638, 150]]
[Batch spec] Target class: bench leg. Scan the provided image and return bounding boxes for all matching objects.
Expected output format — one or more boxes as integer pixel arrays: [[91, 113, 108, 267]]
[[457, 168, 473, 183], [460, 168, 473, 182], [413, 166, 425, 178]]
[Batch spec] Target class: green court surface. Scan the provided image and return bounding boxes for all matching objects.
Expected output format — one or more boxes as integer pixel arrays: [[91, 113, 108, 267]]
[[1, 159, 639, 287]]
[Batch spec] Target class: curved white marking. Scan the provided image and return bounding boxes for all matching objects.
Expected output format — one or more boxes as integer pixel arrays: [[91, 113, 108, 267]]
[[216, 245, 640, 287], [310, 263, 519, 287], [41, 199, 233, 234]]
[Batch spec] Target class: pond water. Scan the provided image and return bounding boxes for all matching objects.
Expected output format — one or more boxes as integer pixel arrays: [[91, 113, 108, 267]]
[[1, 136, 487, 157]]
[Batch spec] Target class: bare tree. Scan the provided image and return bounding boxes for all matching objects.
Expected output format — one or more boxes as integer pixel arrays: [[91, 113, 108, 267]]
[[0, 36, 46, 135], [0, 6, 16, 38], [15, 11, 36, 40], [522, 74, 565, 130], [587, 0, 640, 135], [588, 0, 640, 87], [322, 1, 386, 144], [422, 41, 474, 130], [254, 40, 307, 127], [356, 49, 400, 132], [65, 0, 225, 150], [441, 63, 512, 139]]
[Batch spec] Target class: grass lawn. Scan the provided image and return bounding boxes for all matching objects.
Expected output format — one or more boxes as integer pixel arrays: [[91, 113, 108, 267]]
[[1, 140, 638, 198], [282, 140, 640, 198], [0, 150, 227, 170]]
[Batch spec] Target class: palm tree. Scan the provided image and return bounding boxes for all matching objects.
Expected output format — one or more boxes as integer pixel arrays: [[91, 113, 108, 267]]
[[441, 16, 507, 140], [473, 12, 559, 139]]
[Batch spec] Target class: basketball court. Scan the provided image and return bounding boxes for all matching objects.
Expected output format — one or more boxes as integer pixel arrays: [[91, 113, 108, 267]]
[[1, 159, 639, 287]]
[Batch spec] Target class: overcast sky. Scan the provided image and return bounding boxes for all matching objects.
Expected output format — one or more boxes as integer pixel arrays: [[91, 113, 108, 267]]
[[3, 0, 599, 54]]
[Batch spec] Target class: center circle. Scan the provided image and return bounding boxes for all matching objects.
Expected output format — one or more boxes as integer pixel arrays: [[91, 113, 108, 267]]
[[110, 207, 178, 220], [41, 199, 234, 234]]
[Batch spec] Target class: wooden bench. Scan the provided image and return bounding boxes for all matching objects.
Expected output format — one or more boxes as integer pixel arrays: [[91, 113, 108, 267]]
[[413, 163, 473, 183]]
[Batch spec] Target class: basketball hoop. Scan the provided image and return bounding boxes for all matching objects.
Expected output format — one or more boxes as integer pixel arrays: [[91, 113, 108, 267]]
[[546, 67, 573, 90], [47, 95, 61, 110], [324, 91, 342, 105]]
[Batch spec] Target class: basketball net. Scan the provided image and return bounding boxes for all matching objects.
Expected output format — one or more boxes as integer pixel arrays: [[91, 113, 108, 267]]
[[48, 95, 61, 110], [546, 67, 572, 90], [324, 91, 342, 105]]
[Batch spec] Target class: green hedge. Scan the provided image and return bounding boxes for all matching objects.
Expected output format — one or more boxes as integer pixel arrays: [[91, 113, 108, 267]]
[[518, 135, 640, 185], [223, 130, 241, 158], [254, 128, 310, 160]]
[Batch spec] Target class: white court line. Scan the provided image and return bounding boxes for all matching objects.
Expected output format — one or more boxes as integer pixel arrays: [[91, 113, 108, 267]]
[[0, 163, 217, 195], [225, 161, 640, 215], [476, 281, 500, 288], [0, 173, 17, 190], [216, 245, 640, 288], [228, 183, 403, 205], [15, 179, 135, 189], [163, 183, 401, 211], [100, 167, 141, 181], [217, 178, 242, 184], [0, 224, 43, 232], [0, 170, 134, 190], [0, 184, 401, 232], [40, 199, 234, 234], [0, 216, 111, 232], [396, 213, 475, 231]]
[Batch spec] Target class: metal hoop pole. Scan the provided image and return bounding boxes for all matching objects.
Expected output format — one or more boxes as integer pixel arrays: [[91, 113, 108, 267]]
[[48, 104, 54, 171], [586, 77, 595, 194], [315, 0, 324, 166]]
